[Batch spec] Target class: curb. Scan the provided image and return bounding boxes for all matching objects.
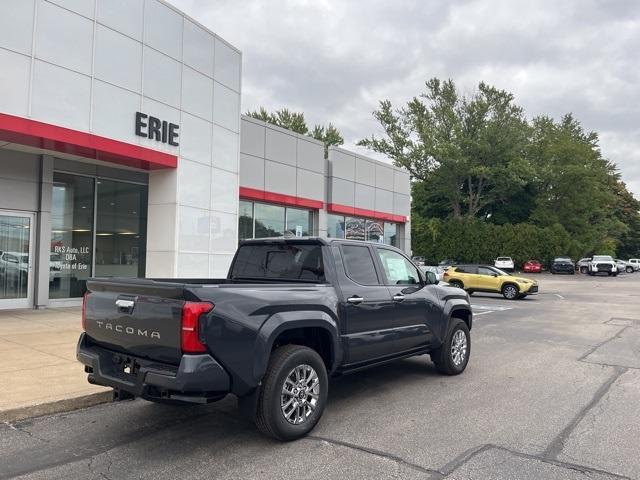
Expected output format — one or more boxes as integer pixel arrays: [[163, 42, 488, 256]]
[[0, 391, 113, 423]]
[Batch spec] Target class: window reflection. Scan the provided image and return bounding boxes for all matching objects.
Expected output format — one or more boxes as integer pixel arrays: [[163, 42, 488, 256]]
[[50, 173, 94, 299], [0, 215, 31, 300], [345, 217, 365, 241], [286, 208, 312, 237], [94, 180, 147, 277], [327, 214, 345, 239], [239, 200, 253, 240], [254, 203, 285, 238]]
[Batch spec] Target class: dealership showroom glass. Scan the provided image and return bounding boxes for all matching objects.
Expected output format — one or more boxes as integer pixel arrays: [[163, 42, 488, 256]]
[[0, 0, 411, 309]]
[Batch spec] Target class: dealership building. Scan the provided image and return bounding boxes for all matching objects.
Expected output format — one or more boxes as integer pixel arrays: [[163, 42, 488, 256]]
[[0, 0, 411, 309]]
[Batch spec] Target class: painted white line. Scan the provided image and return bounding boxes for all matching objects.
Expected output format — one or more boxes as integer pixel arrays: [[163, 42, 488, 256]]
[[474, 311, 495, 316], [471, 304, 513, 311], [555, 294, 565, 299]]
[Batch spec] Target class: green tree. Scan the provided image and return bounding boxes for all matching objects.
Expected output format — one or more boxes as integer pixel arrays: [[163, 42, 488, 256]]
[[358, 78, 531, 218], [246, 107, 344, 158]]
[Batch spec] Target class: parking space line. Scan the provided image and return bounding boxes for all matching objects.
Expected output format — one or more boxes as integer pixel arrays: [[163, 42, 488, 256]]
[[555, 294, 565, 299], [474, 311, 495, 316]]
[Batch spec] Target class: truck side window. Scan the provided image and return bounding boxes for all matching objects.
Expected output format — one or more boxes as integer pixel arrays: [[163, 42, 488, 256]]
[[376, 249, 420, 285], [342, 245, 379, 285]]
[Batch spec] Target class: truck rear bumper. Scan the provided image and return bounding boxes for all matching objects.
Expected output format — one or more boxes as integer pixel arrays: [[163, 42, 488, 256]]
[[76, 333, 231, 404]]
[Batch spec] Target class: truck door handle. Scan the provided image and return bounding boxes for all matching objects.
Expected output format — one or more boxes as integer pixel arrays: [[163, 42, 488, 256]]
[[393, 294, 405, 302], [347, 296, 364, 305]]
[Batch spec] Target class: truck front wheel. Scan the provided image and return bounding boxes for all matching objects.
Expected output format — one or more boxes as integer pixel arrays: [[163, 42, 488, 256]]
[[430, 319, 470, 375], [255, 345, 328, 441]]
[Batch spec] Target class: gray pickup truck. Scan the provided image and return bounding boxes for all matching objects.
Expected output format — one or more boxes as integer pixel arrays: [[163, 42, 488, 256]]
[[78, 238, 472, 440]]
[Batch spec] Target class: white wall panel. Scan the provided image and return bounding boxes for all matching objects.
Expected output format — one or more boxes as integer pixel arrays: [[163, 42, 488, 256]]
[[178, 205, 210, 253], [213, 125, 239, 173], [35, 1, 93, 75], [92, 80, 141, 141], [144, 0, 182, 60], [179, 113, 213, 165], [48, 0, 95, 18], [183, 19, 214, 77], [210, 168, 238, 214], [143, 47, 181, 108], [214, 38, 241, 92], [0, 0, 35, 55], [209, 211, 237, 254], [94, 25, 142, 92], [96, 0, 143, 40], [213, 82, 240, 132], [181, 66, 213, 121], [178, 158, 211, 209], [31, 60, 91, 131], [0, 49, 30, 116]]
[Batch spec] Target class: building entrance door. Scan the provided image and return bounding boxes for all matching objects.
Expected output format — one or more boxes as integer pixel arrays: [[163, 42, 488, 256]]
[[0, 211, 35, 309]]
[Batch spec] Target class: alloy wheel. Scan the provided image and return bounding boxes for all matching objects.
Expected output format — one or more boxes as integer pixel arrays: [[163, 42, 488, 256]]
[[451, 330, 467, 367], [280, 364, 320, 425], [504, 285, 517, 299]]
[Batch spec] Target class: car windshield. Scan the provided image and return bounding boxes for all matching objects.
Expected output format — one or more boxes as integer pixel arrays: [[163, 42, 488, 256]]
[[555, 257, 571, 262], [593, 256, 613, 262]]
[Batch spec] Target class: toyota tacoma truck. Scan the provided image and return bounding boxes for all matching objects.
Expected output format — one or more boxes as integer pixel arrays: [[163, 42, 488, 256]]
[[77, 238, 472, 441]]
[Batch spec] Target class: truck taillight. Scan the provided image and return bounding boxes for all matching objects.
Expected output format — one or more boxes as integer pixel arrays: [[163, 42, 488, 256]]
[[181, 302, 213, 353], [82, 291, 90, 331]]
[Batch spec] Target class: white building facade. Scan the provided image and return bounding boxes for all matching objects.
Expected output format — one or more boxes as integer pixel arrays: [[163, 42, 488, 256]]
[[0, 0, 410, 309]]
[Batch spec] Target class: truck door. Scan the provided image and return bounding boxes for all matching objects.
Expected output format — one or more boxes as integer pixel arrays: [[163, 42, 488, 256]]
[[374, 247, 439, 353], [336, 244, 397, 365]]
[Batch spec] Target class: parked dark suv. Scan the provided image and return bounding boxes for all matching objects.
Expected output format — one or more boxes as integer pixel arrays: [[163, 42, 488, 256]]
[[550, 257, 575, 274]]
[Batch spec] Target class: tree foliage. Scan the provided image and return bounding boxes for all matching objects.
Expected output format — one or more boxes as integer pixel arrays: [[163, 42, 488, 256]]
[[360, 78, 640, 260], [246, 107, 344, 158]]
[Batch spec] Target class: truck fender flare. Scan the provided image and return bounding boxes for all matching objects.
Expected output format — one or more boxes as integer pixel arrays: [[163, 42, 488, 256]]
[[253, 311, 341, 383], [442, 300, 473, 337]]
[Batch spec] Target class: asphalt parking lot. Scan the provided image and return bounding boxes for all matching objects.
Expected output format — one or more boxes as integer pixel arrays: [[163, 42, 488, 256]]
[[1, 272, 639, 480]]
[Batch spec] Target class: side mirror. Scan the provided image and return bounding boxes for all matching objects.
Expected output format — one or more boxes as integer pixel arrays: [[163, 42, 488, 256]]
[[426, 271, 439, 285], [492, 273, 498, 277]]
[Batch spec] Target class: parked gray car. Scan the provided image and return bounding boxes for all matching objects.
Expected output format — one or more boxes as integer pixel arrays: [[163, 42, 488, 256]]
[[577, 257, 592, 274]]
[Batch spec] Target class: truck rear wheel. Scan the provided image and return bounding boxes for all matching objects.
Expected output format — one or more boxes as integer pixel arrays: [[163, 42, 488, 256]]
[[430, 318, 470, 375], [255, 345, 328, 441]]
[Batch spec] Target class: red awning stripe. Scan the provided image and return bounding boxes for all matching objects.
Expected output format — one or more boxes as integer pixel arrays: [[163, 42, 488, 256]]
[[239, 186, 324, 209], [0, 113, 177, 170], [327, 203, 407, 223]]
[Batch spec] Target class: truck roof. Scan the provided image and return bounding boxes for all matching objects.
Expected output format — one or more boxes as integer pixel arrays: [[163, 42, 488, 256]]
[[238, 236, 404, 251]]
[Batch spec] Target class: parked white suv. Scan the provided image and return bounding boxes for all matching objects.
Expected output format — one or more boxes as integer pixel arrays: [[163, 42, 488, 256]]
[[494, 256, 515, 272], [628, 259, 640, 271], [588, 255, 617, 276]]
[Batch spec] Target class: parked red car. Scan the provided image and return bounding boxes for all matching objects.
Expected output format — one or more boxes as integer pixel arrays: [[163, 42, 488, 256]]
[[523, 260, 542, 273]]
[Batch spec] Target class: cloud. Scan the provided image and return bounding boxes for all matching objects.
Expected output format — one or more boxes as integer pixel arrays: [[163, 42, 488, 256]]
[[172, 0, 640, 197]]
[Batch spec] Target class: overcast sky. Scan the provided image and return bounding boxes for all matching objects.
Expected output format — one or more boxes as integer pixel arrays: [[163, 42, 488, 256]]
[[173, 0, 640, 197]]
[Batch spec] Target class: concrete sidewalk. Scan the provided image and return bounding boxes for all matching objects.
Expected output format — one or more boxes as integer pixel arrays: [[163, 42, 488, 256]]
[[0, 307, 111, 422]]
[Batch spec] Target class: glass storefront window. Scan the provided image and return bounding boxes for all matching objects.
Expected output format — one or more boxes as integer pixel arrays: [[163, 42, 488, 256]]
[[254, 203, 285, 238], [286, 208, 312, 237], [327, 214, 345, 239], [94, 180, 147, 277], [366, 220, 384, 243], [0, 214, 31, 302], [239, 201, 316, 240], [345, 217, 365, 241], [384, 222, 397, 247], [239, 200, 254, 240], [50, 173, 94, 299]]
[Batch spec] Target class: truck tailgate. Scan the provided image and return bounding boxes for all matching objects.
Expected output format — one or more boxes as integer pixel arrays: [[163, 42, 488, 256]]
[[84, 278, 189, 365]]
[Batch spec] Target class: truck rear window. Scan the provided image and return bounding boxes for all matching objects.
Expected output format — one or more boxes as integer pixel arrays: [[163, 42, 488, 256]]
[[230, 244, 325, 283]]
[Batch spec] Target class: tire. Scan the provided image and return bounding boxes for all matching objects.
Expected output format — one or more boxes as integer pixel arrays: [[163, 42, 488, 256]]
[[580, 266, 588, 274], [626, 267, 633, 273], [501, 283, 519, 300], [613, 272, 618, 277], [550, 269, 556, 275], [255, 345, 328, 441], [431, 318, 470, 375], [449, 280, 464, 289]]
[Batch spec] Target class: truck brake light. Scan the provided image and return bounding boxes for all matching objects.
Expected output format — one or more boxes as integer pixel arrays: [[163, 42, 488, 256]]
[[82, 291, 90, 331], [181, 302, 213, 353]]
